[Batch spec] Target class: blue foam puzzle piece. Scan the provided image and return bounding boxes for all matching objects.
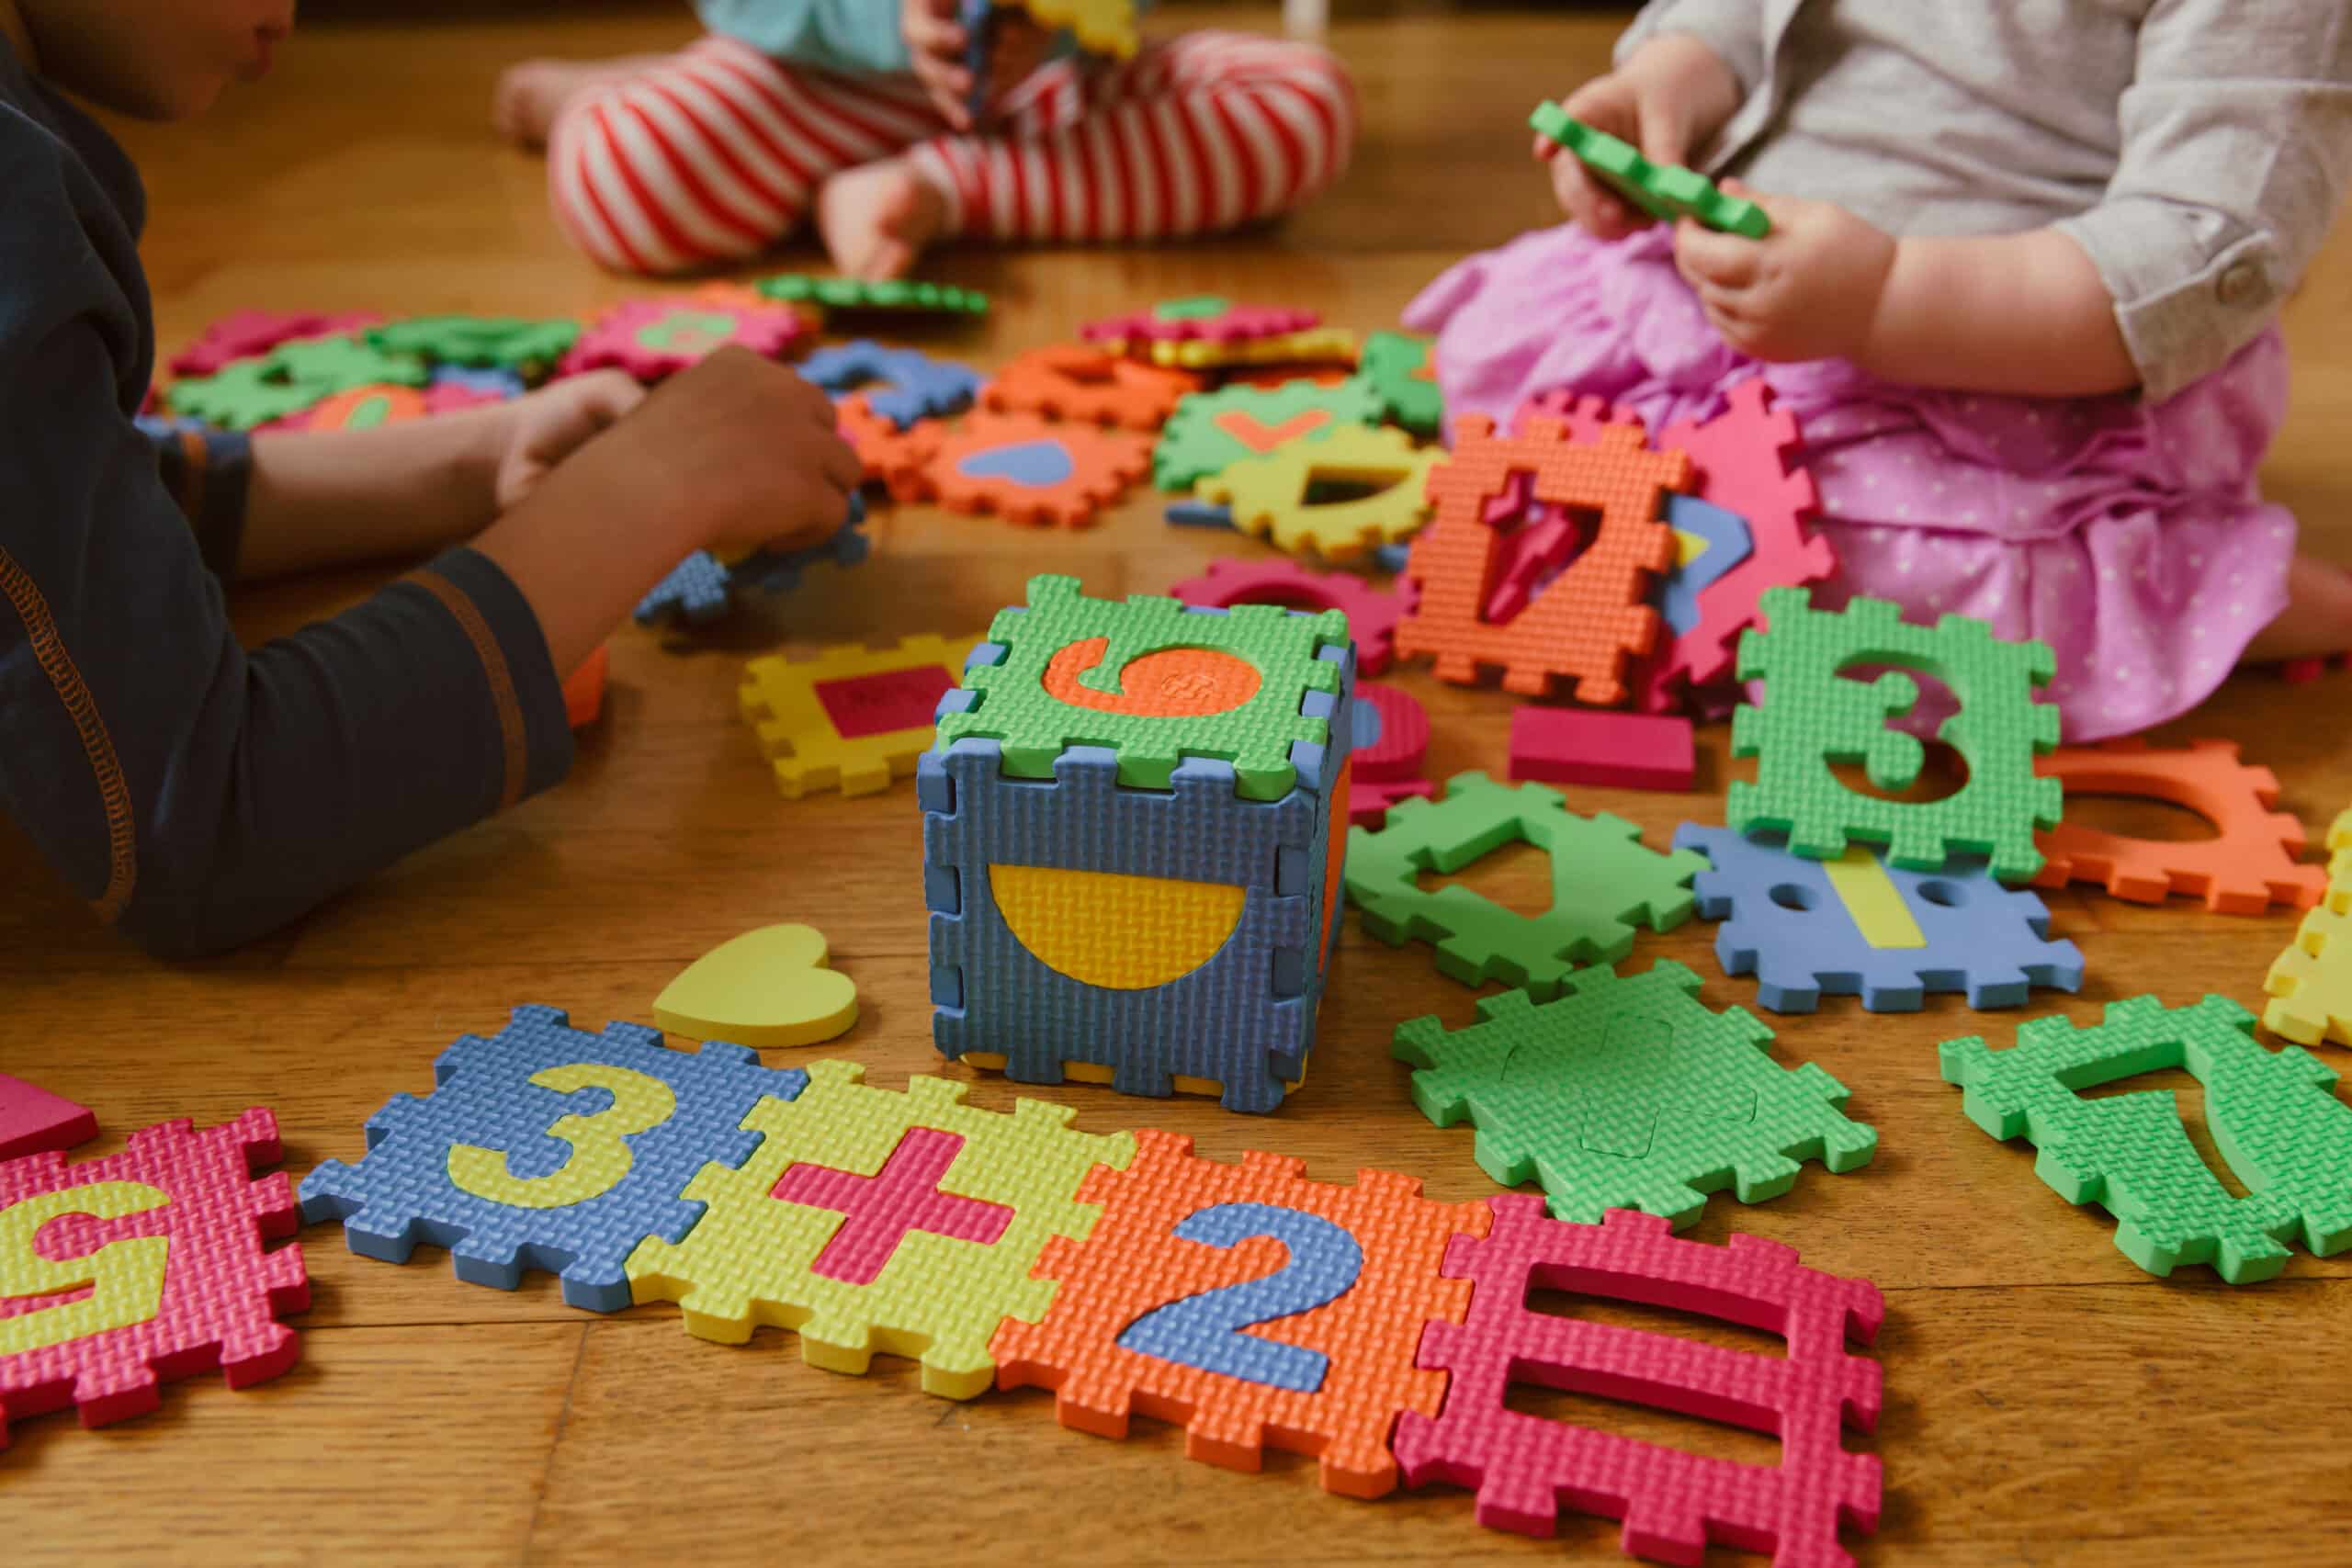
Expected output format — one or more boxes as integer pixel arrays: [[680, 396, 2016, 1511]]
[[1166, 499, 1237, 530], [1374, 541, 1411, 574], [634, 493, 869, 626], [921, 643, 1353, 1114], [1675, 824, 2086, 1013], [956, 438, 1077, 487], [1657, 492, 1753, 636], [431, 364, 527, 400], [802, 340, 983, 429], [298, 1005, 808, 1310]]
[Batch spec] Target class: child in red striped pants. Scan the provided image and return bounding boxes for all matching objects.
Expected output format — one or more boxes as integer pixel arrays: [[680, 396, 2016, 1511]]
[[493, 1, 1357, 279]]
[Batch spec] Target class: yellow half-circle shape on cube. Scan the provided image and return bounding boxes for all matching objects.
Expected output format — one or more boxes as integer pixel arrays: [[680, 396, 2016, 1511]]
[[990, 864, 1246, 989]]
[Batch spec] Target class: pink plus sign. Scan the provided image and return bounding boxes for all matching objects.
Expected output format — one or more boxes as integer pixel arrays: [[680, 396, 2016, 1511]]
[[771, 1127, 1013, 1284]]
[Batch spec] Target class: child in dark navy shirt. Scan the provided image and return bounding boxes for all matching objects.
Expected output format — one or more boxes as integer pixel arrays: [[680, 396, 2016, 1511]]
[[0, 1, 861, 956]]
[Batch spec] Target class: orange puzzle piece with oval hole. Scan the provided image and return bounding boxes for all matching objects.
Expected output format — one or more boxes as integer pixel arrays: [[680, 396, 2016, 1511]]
[[1395, 414, 1686, 705], [924, 412, 1152, 527]]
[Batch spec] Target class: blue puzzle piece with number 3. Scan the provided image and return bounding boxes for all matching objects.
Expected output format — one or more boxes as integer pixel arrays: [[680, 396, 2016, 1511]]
[[299, 1004, 807, 1310]]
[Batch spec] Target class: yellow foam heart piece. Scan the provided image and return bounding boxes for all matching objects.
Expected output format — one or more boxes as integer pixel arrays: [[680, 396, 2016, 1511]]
[[653, 924, 858, 1049]]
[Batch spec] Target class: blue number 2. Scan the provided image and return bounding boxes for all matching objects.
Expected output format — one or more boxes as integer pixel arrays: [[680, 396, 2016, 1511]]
[[1114, 1202, 1364, 1393]]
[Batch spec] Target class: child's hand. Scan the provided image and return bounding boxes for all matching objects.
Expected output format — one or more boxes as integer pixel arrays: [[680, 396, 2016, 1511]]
[[1540, 35, 1743, 241], [492, 371, 646, 513], [1672, 185, 1898, 364], [903, 0, 1051, 130]]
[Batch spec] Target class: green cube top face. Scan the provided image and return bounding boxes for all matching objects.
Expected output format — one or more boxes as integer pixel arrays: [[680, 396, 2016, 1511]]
[[933, 574, 1351, 800], [1527, 101, 1771, 239]]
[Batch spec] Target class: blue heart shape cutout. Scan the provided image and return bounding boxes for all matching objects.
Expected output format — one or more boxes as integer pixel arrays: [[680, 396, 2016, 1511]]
[[956, 438, 1075, 488]]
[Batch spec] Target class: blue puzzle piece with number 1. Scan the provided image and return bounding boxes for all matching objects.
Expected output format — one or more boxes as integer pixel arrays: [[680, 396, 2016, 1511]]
[[298, 1004, 807, 1311]]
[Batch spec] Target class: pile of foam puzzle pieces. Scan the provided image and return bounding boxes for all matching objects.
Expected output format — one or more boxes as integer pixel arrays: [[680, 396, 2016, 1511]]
[[22, 106, 2347, 1565]]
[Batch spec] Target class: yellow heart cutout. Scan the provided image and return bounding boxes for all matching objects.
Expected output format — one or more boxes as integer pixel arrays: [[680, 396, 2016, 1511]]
[[652, 924, 858, 1049]]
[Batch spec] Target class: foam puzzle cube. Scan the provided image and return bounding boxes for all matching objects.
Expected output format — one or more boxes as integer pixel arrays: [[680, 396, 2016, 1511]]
[[922, 575, 1357, 1114]]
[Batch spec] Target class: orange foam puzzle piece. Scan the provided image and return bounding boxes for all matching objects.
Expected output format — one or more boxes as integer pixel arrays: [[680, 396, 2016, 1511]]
[[1395, 414, 1686, 704], [989, 1130, 1491, 1499], [561, 645, 608, 728], [980, 344, 1203, 431], [2031, 738, 2329, 915], [837, 392, 944, 500], [924, 412, 1151, 527]]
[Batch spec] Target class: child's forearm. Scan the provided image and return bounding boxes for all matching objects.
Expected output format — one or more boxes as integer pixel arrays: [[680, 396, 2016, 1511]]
[[1860, 230, 2138, 398], [240, 403, 513, 581]]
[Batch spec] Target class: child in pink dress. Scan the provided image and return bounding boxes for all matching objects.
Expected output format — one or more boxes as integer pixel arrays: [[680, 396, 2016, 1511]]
[[1408, 3, 2352, 739]]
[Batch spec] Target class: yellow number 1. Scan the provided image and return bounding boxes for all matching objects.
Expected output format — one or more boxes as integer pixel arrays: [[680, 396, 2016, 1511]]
[[0, 1182, 172, 1354], [447, 1064, 677, 1210]]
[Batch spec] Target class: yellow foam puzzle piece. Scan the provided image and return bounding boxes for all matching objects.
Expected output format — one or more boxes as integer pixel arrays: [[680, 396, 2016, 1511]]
[[625, 1062, 1134, 1399], [959, 1052, 1306, 1100], [1140, 327, 1361, 370], [1015, 0, 1139, 58], [989, 864, 1246, 988], [2325, 807, 2349, 913], [2266, 903, 2352, 1046], [652, 924, 859, 1049], [739, 634, 979, 798], [1196, 423, 1442, 563]]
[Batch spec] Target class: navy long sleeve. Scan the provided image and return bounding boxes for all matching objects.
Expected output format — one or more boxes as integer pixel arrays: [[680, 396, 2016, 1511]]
[[0, 45, 572, 957]]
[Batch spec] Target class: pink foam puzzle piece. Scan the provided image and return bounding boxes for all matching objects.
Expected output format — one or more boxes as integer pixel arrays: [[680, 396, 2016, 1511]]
[[1169, 557, 1415, 677], [1396, 1198, 1883, 1566], [1079, 298, 1318, 346], [559, 297, 809, 381], [168, 309, 383, 378], [1509, 706, 1696, 792], [1352, 682, 1438, 827], [0, 1074, 96, 1161], [1, 1109, 309, 1447]]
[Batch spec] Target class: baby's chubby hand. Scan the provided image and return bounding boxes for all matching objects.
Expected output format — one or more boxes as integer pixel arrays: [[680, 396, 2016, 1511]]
[[1541, 34, 1742, 241], [1674, 186, 1898, 365], [902, 0, 1052, 131]]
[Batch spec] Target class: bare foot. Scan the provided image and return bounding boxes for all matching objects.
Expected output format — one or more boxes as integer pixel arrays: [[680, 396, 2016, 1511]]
[[2244, 552, 2352, 663], [815, 159, 950, 281], [492, 54, 670, 148]]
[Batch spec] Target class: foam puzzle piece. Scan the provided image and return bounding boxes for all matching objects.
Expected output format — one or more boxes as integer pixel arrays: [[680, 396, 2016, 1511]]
[[1016, 0, 1142, 55], [1154, 377, 1382, 491], [1130, 327, 1362, 372], [1510, 707, 1695, 792], [933, 572, 1348, 799], [836, 392, 944, 496], [1350, 682, 1436, 827], [289, 383, 431, 432], [1678, 825, 2085, 1013], [1529, 102, 1771, 237], [366, 315, 582, 381], [2267, 905, 2352, 1047], [1360, 330, 1442, 436], [165, 333, 428, 429], [2, 1109, 307, 1447], [740, 632, 978, 796], [2330, 808, 2352, 901], [925, 412, 1152, 526], [989, 1129, 1490, 1497], [299, 1005, 808, 1312], [562, 645, 608, 729], [432, 364, 528, 400], [1942, 994, 2352, 1282], [168, 308, 381, 377], [1394, 961, 1877, 1228], [1396, 414, 1685, 705], [961, 0, 997, 118], [1167, 556, 1413, 676], [653, 924, 859, 1048], [1082, 296, 1320, 346], [1197, 423, 1441, 564], [801, 339, 985, 428], [626, 1061, 1133, 1399], [752, 273, 989, 316], [1396, 1198, 1882, 1565], [980, 343, 1203, 430], [1167, 499, 1236, 528], [2030, 738, 2329, 914], [635, 495, 870, 627], [1347, 771, 1706, 997], [560, 297, 808, 380], [1731, 588, 2063, 883], [0, 1075, 97, 1162]]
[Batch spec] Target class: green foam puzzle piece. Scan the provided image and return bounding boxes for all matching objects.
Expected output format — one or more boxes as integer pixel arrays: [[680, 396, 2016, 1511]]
[[752, 274, 989, 315], [1729, 587, 2062, 883], [1528, 102, 1771, 239], [932, 572, 1347, 800], [366, 315, 582, 378], [1940, 994, 2352, 1284], [1344, 771, 1707, 997], [164, 333, 428, 430], [1154, 378, 1381, 491], [1152, 294, 1231, 321], [1392, 959, 1876, 1227], [1359, 331, 1442, 437]]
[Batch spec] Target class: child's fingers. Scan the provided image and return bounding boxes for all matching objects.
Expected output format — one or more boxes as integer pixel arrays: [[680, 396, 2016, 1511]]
[[817, 436, 864, 494], [1674, 219, 1761, 287]]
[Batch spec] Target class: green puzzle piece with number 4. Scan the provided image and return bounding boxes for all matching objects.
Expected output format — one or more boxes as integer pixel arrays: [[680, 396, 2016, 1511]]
[[1731, 587, 2063, 883], [1393, 959, 1876, 1227], [1529, 102, 1771, 238], [1345, 771, 1707, 997], [1942, 994, 2352, 1283]]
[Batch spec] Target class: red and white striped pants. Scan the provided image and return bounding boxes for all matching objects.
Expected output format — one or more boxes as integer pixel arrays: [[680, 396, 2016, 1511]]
[[547, 30, 1358, 275]]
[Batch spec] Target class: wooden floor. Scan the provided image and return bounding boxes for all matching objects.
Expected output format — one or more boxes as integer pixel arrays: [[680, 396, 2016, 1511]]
[[8, 6, 2352, 1563]]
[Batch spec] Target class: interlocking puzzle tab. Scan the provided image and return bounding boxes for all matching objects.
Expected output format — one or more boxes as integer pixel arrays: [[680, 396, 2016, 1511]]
[[627, 1062, 1132, 1399], [989, 1129, 1491, 1497], [1393, 961, 1876, 1228], [1347, 772, 1706, 998], [3, 1109, 308, 1448], [1942, 995, 2352, 1282], [1396, 415, 1686, 705], [299, 1005, 808, 1312], [924, 575, 1355, 1112], [2266, 904, 2352, 1047], [740, 633, 978, 797], [1730, 588, 2063, 883], [1528, 102, 1772, 238], [1396, 1198, 1882, 1566]]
